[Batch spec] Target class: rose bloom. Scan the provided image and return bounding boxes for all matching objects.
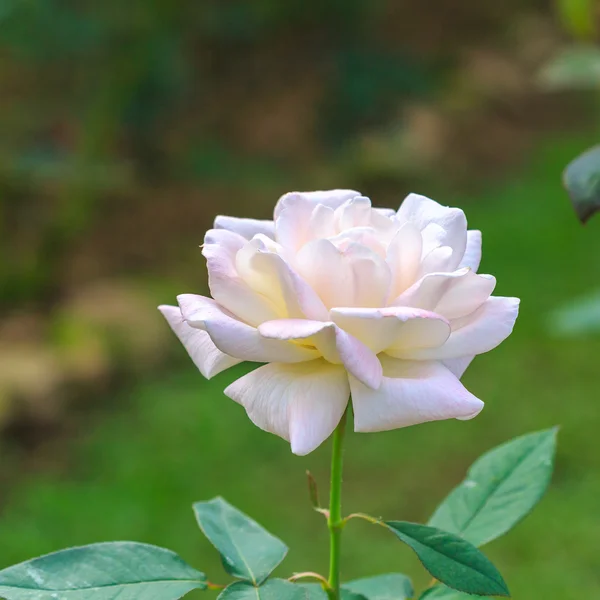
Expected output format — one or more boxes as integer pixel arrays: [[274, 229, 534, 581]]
[[160, 191, 519, 455]]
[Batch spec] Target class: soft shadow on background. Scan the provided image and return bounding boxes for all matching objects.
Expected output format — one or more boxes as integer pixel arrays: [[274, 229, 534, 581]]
[[2, 1, 600, 598]]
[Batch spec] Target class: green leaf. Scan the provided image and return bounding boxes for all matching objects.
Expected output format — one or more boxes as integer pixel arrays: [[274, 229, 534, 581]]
[[563, 145, 600, 223], [0, 542, 207, 600], [384, 521, 509, 597], [299, 583, 365, 599], [539, 45, 600, 91], [420, 585, 473, 599], [549, 289, 600, 336], [218, 580, 306, 599], [193, 497, 288, 585], [429, 428, 557, 547], [343, 573, 413, 599], [556, 0, 596, 39]]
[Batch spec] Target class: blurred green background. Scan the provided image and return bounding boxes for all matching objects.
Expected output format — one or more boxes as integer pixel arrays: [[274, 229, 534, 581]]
[[2, 0, 600, 598]]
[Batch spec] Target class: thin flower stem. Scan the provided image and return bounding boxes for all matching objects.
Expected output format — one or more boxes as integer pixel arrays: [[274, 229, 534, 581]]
[[327, 406, 348, 600]]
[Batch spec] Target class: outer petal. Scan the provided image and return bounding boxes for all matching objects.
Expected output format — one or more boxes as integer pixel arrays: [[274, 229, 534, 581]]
[[274, 189, 361, 218], [258, 318, 382, 389], [443, 356, 475, 378], [407, 297, 520, 361], [397, 193, 467, 268], [393, 268, 496, 320], [159, 305, 241, 378], [177, 294, 319, 363], [214, 215, 275, 240], [225, 360, 350, 455], [235, 237, 329, 320], [203, 229, 279, 326], [330, 306, 450, 356], [296, 239, 391, 309], [459, 230, 482, 272], [351, 356, 484, 432]]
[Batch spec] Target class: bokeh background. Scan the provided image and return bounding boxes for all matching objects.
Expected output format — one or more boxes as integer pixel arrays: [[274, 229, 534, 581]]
[[2, 0, 600, 598]]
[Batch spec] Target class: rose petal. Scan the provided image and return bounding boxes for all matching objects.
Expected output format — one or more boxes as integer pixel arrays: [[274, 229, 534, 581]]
[[393, 268, 496, 320], [334, 196, 372, 230], [386, 222, 423, 299], [460, 230, 482, 272], [443, 356, 475, 378], [274, 189, 361, 219], [225, 360, 350, 455], [330, 306, 450, 356], [407, 296, 520, 360], [235, 237, 329, 320], [296, 239, 391, 309], [258, 318, 383, 389], [418, 246, 455, 277], [177, 294, 319, 363], [203, 229, 279, 326], [214, 215, 275, 240], [398, 193, 467, 268], [159, 305, 241, 378], [351, 356, 484, 432]]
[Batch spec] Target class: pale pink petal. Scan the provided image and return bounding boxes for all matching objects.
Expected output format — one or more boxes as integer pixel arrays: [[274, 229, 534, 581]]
[[328, 227, 387, 258], [393, 268, 496, 320], [275, 194, 315, 252], [274, 189, 361, 219], [407, 297, 520, 360], [309, 203, 337, 239], [296, 239, 391, 309], [443, 356, 475, 378], [398, 193, 467, 268], [177, 294, 319, 363], [351, 356, 484, 432], [459, 230, 482, 272], [258, 318, 382, 389], [334, 196, 372, 230], [159, 305, 241, 378], [224, 360, 350, 455], [386, 222, 423, 299], [235, 237, 329, 320], [330, 307, 450, 356], [434, 273, 496, 319], [202, 229, 279, 326], [418, 246, 455, 277], [214, 215, 275, 240], [375, 207, 397, 218]]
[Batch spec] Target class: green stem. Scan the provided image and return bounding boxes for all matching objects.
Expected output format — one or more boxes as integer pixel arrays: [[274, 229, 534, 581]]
[[327, 406, 348, 599]]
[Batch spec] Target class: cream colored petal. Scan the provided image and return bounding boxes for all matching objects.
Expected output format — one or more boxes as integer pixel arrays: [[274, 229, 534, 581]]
[[407, 297, 520, 361], [351, 356, 484, 432], [330, 306, 450, 356], [398, 193, 467, 269], [214, 215, 275, 240], [386, 222, 423, 300], [177, 294, 319, 363], [225, 360, 350, 455], [159, 305, 241, 378], [202, 229, 279, 326], [258, 318, 382, 389], [296, 239, 391, 309], [235, 237, 328, 320], [274, 189, 361, 219], [392, 268, 496, 320], [459, 230, 482, 272]]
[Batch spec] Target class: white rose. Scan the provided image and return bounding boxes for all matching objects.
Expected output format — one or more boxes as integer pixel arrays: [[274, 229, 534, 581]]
[[160, 191, 519, 455]]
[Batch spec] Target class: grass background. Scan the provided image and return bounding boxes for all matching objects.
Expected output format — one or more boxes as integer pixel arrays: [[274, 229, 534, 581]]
[[1, 134, 600, 598]]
